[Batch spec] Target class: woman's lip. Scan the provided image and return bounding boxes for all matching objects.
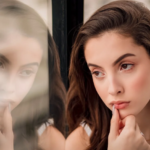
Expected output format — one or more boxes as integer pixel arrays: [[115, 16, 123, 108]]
[[114, 102, 130, 109]]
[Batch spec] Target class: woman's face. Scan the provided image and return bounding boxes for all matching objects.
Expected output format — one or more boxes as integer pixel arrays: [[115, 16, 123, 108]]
[[84, 31, 150, 119], [0, 32, 43, 111]]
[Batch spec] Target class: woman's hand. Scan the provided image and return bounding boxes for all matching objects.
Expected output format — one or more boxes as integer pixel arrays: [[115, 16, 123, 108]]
[[108, 107, 150, 150], [0, 105, 14, 150]]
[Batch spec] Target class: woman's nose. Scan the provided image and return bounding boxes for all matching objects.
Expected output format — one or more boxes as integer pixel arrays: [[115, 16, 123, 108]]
[[0, 72, 15, 94], [107, 76, 123, 96]]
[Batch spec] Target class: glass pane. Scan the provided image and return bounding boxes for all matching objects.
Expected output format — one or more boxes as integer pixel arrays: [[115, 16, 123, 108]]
[[0, 0, 65, 150]]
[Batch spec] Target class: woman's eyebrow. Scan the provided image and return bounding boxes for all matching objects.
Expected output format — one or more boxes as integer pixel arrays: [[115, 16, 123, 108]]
[[0, 54, 10, 64], [112, 53, 136, 66], [21, 62, 39, 68], [0, 54, 39, 67], [88, 63, 102, 69], [88, 53, 136, 68]]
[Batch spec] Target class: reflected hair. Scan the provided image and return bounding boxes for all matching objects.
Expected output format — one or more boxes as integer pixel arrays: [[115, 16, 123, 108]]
[[0, 1, 66, 150], [67, 0, 150, 150]]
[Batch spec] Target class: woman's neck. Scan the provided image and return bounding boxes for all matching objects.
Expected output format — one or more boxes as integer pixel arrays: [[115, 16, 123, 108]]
[[136, 100, 150, 141]]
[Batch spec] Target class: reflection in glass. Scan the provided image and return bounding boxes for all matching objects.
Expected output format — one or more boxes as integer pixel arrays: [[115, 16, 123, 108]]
[[0, 1, 65, 150]]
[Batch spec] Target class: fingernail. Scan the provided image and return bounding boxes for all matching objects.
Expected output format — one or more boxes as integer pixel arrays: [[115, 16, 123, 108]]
[[112, 105, 115, 115], [141, 132, 144, 136]]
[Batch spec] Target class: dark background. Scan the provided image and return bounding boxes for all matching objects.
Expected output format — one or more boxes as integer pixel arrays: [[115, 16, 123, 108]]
[[51, 0, 83, 137], [52, 0, 83, 89]]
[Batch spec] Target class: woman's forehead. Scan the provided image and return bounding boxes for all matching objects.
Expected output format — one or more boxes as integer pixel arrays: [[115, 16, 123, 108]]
[[84, 32, 148, 67], [0, 32, 43, 65]]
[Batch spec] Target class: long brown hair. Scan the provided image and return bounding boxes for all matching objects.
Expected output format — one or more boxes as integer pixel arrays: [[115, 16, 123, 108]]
[[67, 0, 150, 149]]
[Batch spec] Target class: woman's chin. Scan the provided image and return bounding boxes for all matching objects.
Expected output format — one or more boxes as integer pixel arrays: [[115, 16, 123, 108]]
[[118, 109, 136, 120]]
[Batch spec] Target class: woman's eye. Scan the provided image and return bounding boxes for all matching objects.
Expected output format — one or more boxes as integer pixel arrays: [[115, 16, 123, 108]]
[[120, 64, 133, 70], [92, 71, 104, 78], [20, 70, 34, 77]]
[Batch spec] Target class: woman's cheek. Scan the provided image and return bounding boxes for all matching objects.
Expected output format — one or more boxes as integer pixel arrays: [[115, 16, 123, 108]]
[[93, 79, 107, 103], [129, 70, 150, 93], [16, 78, 35, 103], [126, 69, 150, 114]]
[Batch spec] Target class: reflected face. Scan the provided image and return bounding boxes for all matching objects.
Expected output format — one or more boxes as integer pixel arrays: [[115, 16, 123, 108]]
[[0, 32, 43, 110], [84, 31, 150, 119]]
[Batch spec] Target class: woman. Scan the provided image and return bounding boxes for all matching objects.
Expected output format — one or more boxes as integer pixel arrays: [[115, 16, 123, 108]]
[[0, 1, 66, 150], [66, 0, 150, 150]]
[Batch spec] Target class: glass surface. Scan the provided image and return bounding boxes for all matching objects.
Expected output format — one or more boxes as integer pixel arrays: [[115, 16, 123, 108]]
[[0, 0, 66, 150]]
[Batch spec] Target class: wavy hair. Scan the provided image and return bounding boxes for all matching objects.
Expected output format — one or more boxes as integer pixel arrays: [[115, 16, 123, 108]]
[[67, 0, 150, 149]]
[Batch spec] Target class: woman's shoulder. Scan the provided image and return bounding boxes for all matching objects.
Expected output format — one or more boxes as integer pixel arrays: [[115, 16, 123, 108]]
[[65, 125, 90, 150], [38, 125, 65, 150]]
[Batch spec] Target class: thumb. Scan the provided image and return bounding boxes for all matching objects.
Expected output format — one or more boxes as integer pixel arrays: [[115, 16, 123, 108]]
[[2, 104, 13, 137], [109, 106, 120, 139]]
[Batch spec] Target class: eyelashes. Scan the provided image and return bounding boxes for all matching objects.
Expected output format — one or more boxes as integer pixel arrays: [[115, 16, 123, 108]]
[[0, 61, 36, 78], [120, 64, 133, 71], [19, 70, 35, 78], [91, 63, 134, 78], [92, 71, 104, 78]]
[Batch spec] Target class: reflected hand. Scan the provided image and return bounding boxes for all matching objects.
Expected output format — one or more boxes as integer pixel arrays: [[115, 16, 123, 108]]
[[0, 105, 14, 150], [108, 107, 150, 150]]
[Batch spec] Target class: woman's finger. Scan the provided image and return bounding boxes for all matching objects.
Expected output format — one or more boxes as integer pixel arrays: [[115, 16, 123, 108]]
[[109, 106, 120, 139], [121, 115, 136, 131], [0, 102, 8, 118], [2, 105, 13, 137], [0, 102, 9, 132]]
